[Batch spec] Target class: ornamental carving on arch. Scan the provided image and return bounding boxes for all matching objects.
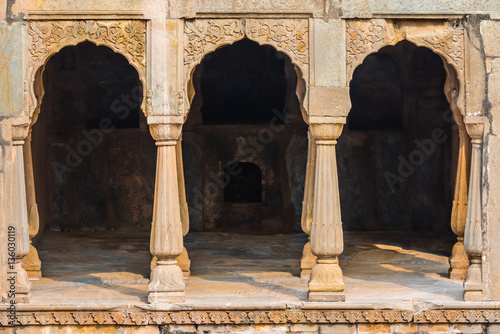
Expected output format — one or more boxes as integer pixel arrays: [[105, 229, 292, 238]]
[[27, 20, 146, 119], [346, 19, 465, 82], [183, 18, 309, 82]]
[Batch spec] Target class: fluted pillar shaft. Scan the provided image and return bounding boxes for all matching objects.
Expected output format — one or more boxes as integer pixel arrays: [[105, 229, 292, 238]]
[[308, 118, 346, 302], [10, 118, 32, 303], [150, 135, 191, 277], [463, 117, 486, 301], [148, 116, 185, 304], [300, 129, 317, 277], [22, 130, 42, 280]]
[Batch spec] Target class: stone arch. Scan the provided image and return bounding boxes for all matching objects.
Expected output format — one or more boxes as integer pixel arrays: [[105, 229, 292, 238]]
[[183, 18, 309, 122], [345, 33, 471, 277], [346, 19, 465, 116], [27, 20, 147, 126]]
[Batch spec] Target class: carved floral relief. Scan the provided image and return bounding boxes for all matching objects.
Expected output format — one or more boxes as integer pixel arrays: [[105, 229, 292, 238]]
[[183, 18, 309, 82], [27, 20, 146, 118], [346, 19, 465, 83]]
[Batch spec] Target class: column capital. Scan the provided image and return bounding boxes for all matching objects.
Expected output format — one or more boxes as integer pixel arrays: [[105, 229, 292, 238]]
[[465, 116, 487, 142], [309, 117, 346, 141], [11, 117, 30, 145], [148, 116, 184, 144]]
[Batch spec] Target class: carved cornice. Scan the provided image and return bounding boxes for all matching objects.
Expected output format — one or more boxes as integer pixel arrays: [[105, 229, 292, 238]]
[[27, 20, 146, 118], [183, 18, 309, 82], [3, 309, 500, 326]]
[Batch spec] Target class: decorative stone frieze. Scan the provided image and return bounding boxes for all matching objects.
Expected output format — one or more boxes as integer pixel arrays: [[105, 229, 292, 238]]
[[27, 20, 146, 118], [4, 308, 500, 326]]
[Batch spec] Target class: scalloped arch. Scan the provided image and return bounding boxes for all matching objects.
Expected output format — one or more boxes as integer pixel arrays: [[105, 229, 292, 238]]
[[346, 19, 465, 116], [183, 18, 310, 120], [27, 20, 147, 123]]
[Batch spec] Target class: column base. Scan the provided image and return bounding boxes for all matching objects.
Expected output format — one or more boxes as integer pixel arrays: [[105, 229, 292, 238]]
[[24, 270, 42, 280], [148, 291, 185, 304], [308, 259, 345, 292], [14, 292, 32, 303], [463, 290, 483, 302], [10, 263, 32, 303], [300, 241, 316, 278], [449, 239, 469, 280], [449, 268, 467, 280], [23, 244, 42, 281], [151, 254, 190, 278], [148, 260, 185, 304], [308, 291, 345, 302], [301, 269, 312, 278], [177, 247, 191, 277], [463, 258, 483, 301]]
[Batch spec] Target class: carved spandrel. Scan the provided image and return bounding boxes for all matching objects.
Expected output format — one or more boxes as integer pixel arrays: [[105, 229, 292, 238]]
[[346, 19, 396, 78], [184, 19, 245, 69], [183, 18, 309, 81], [346, 19, 465, 83], [412, 29, 465, 75], [246, 19, 309, 73], [28, 20, 146, 118]]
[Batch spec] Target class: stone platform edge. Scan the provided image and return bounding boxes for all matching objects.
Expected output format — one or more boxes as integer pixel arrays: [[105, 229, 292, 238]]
[[1, 306, 500, 326]]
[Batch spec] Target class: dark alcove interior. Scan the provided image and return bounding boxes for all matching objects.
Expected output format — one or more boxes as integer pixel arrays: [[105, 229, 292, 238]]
[[32, 41, 156, 239], [183, 39, 308, 234], [338, 41, 455, 236]]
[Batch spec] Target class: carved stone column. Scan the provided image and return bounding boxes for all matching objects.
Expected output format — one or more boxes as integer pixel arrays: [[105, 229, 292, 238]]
[[10, 118, 33, 303], [449, 118, 470, 280], [148, 116, 185, 304], [150, 136, 191, 277], [22, 130, 42, 280], [301, 129, 317, 277], [463, 116, 486, 301], [308, 117, 346, 302], [176, 135, 191, 276]]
